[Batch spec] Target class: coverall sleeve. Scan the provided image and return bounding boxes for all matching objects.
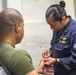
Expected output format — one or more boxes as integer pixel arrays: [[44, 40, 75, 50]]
[[59, 34, 76, 70]]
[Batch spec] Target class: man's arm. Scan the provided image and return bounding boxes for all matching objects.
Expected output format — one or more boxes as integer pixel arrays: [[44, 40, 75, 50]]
[[26, 70, 38, 75], [26, 60, 46, 75]]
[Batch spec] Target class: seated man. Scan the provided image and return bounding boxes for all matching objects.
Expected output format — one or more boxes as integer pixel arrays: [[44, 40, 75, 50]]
[[0, 8, 46, 75]]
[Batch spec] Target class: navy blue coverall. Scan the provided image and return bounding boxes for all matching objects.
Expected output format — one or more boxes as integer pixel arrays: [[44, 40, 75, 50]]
[[50, 16, 76, 75]]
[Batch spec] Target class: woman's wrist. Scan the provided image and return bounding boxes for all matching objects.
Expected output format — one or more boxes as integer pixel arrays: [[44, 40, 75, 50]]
[[55, 58, 59, 63]]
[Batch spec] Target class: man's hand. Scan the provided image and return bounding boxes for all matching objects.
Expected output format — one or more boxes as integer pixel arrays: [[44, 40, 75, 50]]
[[35, 60, 46, 74], [45, 65, 54, 75], [36, 59, 54, 75]]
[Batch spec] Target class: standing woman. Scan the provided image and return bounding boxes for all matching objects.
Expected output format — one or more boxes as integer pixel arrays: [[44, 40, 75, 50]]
[[42, 0, 76, 75]]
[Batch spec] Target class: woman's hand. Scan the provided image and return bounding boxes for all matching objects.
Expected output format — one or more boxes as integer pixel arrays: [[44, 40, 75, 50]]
[[42, 49, 52, 58], [43, 57, 56, 65]]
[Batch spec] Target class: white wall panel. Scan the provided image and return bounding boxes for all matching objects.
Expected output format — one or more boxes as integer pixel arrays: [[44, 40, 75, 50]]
[[0, 0, 2, 11], [65, 0, 75, 19], [22, 0, 54, 23], [6, 0, 23, 14]]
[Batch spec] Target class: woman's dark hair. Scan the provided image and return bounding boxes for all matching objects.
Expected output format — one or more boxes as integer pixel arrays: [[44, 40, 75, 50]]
[[45, 0, 67, 22]]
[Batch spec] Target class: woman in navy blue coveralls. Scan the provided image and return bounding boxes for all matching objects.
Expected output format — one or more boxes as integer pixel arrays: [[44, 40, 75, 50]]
[[42, 1, 76, 75]]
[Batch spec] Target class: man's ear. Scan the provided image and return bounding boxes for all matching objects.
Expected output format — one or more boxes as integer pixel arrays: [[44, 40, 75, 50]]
[[15, 24, 19, 33]]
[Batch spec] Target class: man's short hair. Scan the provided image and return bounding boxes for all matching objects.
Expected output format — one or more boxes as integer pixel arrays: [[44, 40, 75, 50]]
[[0, 8, 23, 35]]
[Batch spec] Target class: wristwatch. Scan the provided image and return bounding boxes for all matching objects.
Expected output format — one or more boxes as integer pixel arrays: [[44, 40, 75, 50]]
[[55, 58, 59, 63]]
